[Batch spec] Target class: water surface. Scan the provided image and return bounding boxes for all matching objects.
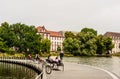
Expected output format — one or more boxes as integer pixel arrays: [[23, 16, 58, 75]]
[[63, 56, 120, 77], [0, 62, 38, 79]]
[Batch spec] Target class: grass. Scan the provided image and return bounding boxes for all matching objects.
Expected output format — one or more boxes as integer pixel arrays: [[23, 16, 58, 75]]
[[112, 52, 120, 56], [0, 53, 25, 59]]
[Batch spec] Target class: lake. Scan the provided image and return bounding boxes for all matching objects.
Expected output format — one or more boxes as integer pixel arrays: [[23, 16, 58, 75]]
[[0, 62, 38, 79], [63, 56, 120, 78]]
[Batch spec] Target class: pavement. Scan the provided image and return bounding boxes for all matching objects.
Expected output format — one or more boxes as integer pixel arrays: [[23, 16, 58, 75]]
[[43, 62, 119, 79]]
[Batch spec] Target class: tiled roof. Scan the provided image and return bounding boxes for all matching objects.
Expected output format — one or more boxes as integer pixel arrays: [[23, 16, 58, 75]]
[[37, 26, 49, 33], [47, 31, 63, 37], [104, 32, 120, 37], [37, 26, 44, 32], [36, 26, 63, 37]]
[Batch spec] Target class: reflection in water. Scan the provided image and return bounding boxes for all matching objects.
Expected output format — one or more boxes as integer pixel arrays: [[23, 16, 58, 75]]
[[0, 62, 38, 79], [64, 56, 120, 78]]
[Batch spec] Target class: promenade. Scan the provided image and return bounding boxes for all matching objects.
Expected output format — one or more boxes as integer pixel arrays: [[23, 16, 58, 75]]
[[45, 62, 119, 79]]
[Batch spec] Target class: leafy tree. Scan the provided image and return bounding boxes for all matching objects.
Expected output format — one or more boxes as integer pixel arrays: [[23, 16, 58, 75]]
[[41, 39, 51, 53], [63, 37, 79, 54], [104, 37, 114, 54], [0, 22, 42, 54], [57, 45, 61, 52], [81, 27, 97, 35], [0, 22, 16, 48], [65, 31, 75, 38], [0, 37, 7, 52], [96, 35, 105, 55], [63, 28, 98, 56], [76, 32, 97, 56], [10, 23, 42, 54], [63, 37, 74, 53]]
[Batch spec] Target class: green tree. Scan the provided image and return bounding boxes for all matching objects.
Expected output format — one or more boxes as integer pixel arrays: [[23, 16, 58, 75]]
[[10, 23, 41, 54], [41, 39, 51, 53], [0, 22, 42, 54], [65, 31, 75, 39], [63, 37, 74, 53], [0, 37, 7, 52], [81, 27, 97, 35], [76, 31, 97, 56], [96, 35, 105, 55], [104, 37, 114, 54], [63, 37, 79, 54], [57, 45, 61, 52], [0, 22, 16, 48], [63, 28, 98, 56]]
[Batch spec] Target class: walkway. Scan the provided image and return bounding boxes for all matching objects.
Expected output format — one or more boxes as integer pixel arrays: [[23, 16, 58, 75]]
[[44, 62, 119, 79]]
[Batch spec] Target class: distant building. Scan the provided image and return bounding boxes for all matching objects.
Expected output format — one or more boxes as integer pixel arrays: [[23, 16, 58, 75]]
[[36, 26, 65, 51], [104, 32, 120, 53]]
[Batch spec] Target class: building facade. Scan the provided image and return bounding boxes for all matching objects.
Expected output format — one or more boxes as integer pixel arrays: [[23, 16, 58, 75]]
[[104, 32, 120, 53], [36, 26, 65, 51]]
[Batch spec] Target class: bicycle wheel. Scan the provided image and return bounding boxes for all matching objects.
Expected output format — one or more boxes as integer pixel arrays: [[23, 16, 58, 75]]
[[45, 65, 52, 74]]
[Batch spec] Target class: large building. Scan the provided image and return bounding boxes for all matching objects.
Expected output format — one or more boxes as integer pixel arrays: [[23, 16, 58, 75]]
[[104, 32, 120, 53], [36, 26, 65, 51]]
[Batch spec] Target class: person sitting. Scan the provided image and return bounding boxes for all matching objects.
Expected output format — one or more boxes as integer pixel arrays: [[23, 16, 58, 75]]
[[27, 54, 32, 60], [54, 56, 61, 65], [46, 54, 54, 63]]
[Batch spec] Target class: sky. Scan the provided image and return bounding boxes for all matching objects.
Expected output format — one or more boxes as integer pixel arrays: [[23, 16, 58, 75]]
[[0, 0, 120, 34]]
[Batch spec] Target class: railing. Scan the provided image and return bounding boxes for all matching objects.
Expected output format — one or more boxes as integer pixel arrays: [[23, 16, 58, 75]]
[[0, 58, 43, 79], [35, 71, 43, 79]]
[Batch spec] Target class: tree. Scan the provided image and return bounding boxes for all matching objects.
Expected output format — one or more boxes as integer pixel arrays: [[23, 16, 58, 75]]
[[63, 37, 79, 54], [0, 22, 16, 48], [96, 35, 105, 55], [104, 37, 114, 54], [0, 37, 7, 52], [81, 27, 97, 35], [63, 28, 98, 56], [65, 31, 75, 39], [41, 39, 51, 53], [76, 32, 97, 56], [63, 37, 74, 53], [10, 23, 42, 54], [57, 45, 61, 52], [0, 22, 42, 54]]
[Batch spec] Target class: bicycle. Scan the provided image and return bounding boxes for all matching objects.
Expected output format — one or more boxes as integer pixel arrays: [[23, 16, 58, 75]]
[[46, 59, 64, 71], [41, 60, 52, 74]]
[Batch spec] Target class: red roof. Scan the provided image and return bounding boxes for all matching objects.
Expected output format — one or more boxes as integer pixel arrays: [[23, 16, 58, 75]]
[[48, 31, 63, 37], [37, 26, 43, 32], [104, 32, 120, 37], [36, 26, 63, 37]]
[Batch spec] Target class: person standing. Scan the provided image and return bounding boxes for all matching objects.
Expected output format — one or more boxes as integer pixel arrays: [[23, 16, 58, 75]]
[[59, 51, 64, 60], [35, 53, 40, 61]]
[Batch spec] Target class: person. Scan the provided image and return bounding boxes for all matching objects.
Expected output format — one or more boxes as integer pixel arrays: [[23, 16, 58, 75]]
[[46, 54, 53, 63], [54, 56, 61, 65], [35, 53, 40, 61], [59, 51, 64, 60], [27, 54, 32, 60]]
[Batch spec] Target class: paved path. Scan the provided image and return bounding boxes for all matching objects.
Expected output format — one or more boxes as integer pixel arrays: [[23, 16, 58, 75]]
[[44, 62, 119, 79]]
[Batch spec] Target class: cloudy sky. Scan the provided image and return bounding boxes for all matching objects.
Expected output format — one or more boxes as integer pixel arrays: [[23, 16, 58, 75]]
[[0, 0, 120, 34]]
